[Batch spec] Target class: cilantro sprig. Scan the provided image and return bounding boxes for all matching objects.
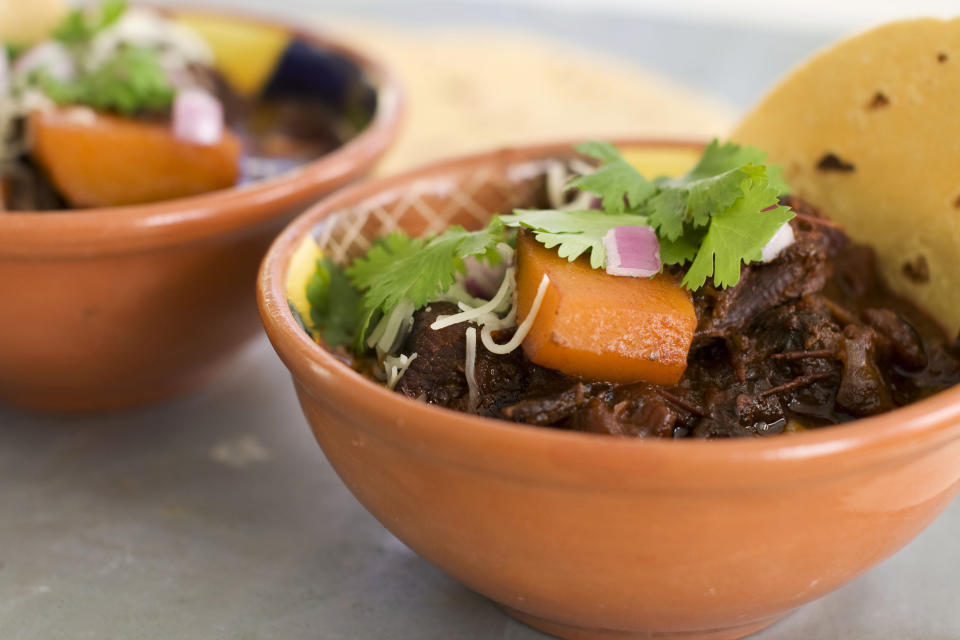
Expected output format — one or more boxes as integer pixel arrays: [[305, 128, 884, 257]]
[[40, 46, 175, 115], [501, 140, 793, 289], [345, 223, 505, 348], [24, 1, 175, 116], [304, 139, 793, 350]]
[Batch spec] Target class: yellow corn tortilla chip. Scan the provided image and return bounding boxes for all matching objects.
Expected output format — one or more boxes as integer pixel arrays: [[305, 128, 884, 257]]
[[732, 18, 960, 338]]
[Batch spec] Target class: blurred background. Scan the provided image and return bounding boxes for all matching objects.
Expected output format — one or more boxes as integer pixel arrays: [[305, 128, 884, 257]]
[[163, 0, 960, 172], [197, 0, 960, 111]]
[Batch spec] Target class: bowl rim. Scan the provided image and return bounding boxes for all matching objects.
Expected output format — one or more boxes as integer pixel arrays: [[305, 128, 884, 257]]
[[258, 138, 960, 489], [0, 4, 404, 257]]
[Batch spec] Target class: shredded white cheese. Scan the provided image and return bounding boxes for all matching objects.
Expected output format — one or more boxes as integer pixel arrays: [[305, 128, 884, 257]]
[[464, 327, 479, 412], [439, 282, 488, 309], [367, 299, 415, 357], [481, 274, 550, 355], [384, 353, 418, 390], [431, 267, 516, 330]]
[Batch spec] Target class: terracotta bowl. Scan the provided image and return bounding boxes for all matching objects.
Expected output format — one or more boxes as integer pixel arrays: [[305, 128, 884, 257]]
[[258, 141, 960, 640], [0, 8, 402, 412]]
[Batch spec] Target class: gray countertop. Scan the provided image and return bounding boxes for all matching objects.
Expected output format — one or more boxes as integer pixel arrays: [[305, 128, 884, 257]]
[[2, 3, 958, 639]]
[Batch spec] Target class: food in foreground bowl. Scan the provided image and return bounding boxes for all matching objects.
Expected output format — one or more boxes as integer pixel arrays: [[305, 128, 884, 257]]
[[0, 0, 356, 210], [294, 140, 960, 438]]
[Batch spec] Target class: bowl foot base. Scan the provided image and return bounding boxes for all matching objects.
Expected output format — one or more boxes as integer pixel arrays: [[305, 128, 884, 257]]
[[502, 607, 786, 640]]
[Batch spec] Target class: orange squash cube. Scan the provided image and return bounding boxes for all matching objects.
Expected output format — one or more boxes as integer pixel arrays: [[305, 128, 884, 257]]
[[30, 108, 241, 208], [516, 231, 696, 385]]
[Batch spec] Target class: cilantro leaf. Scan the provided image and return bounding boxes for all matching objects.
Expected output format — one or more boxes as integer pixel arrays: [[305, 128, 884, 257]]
[[644, 139, 789, 241], [500, 209, 649, 269], [682, 176, 794, 290], [658, 230, 701, 266], [41, 47, 174, 115], [685, 138, 789, 193], [346, 232, 422, 295], [573, 140, 624, 164], [651, 167, 753, 238], [569, 141, 655, 213], [686, 139, 765, 179], [346, 223, 505, 344], [306, 258, 362, 347], [53, 0, 128, 47]]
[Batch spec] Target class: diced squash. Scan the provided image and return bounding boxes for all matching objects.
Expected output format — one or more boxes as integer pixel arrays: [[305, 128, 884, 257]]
[[30, 108, 241, 208], [515, 231, 696, 385]]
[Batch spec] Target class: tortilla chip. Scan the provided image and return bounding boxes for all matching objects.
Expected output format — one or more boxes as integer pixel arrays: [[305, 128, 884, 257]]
[[732, 18, 960, 338]]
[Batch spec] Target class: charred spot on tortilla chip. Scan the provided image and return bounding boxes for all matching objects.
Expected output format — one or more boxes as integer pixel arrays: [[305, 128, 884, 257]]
[[953, 194, 960, 209], [903, 255, 931, 284], [867, 92, 890, 109], [938, 52, 949, 63], [817, 153, 856, 172]]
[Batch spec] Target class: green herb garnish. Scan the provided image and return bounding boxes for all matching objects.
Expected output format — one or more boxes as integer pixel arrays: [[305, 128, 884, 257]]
[[305, 140, 792, 349], [40, 46, 175, 115], [502, 139, 793, 289], [306, 258, 363, 347], [345, 224, 505, 348], [53, 0, 128, 47]]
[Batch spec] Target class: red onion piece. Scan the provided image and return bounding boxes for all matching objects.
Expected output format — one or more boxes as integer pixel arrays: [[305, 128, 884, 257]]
[[13, 42, 74, 82], [603, 226, 661, 277], [172, 88, 224, 145]]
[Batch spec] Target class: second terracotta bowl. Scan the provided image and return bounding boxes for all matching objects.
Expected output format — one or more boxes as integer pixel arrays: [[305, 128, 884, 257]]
[[0, 8, 402, 412], [259, 141, 960, 640]]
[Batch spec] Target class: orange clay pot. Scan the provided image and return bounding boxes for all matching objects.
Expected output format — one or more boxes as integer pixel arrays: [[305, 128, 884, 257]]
[[0, 8, 403, 413], [258, 140, 960, 640]]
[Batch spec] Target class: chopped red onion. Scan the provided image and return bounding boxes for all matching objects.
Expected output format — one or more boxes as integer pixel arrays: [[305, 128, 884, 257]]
[[603, 226, 661, 277], [761, 222, 795, 263], [172, 88, 224, 145], [13, 42, 74, 82]]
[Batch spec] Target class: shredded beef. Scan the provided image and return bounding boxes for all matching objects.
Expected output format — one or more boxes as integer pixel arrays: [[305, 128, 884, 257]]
[[393, 197, 960, 438]]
